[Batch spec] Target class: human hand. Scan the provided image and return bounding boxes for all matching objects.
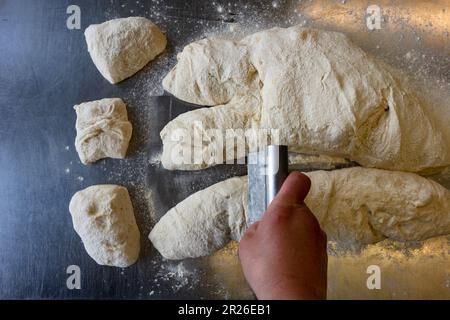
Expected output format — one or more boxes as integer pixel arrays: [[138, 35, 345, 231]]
[[239, 172, 328, 300]]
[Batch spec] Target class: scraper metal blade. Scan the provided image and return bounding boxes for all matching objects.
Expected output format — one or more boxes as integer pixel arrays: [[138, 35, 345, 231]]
[[247, 145, 289, 226]]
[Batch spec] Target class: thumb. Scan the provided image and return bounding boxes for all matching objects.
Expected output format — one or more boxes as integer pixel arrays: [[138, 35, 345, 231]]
[[270, 171, 311, 208]]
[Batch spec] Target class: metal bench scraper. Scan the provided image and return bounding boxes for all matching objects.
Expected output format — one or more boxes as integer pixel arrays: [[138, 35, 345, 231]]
[[247, 145, 289, 226]]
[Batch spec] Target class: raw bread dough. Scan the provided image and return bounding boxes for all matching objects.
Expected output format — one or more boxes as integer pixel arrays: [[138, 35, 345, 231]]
[[74, 98, 132, 164], [69, 185, 140, 267], [85, 17, 166, 84], [149, 177, 247, 260], [149, 168, 450, 260], [305, 167, 450, 245], [161, 25, 449, 173]]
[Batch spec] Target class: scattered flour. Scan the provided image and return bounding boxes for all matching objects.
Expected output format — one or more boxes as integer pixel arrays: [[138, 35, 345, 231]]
[[153, 260, 200, 294], [148, 151, 161, 165]]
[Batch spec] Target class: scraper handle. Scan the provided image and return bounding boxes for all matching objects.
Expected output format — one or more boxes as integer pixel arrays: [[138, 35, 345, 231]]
[[265, 145, 289, 207]]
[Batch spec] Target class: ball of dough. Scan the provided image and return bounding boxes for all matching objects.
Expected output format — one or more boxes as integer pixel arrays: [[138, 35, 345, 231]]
[[85, 17, 167, 84], [69, 185, 140, 267], [74, 98, 132, 164]]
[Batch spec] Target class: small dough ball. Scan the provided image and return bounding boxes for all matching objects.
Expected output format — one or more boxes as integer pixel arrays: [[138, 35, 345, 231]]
[[74, 98, 132, 164], [69, 185, 140, 267], [85, 16, 167, 84]]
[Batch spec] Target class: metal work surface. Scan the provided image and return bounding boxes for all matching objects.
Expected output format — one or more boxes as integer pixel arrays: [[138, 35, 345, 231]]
[[0, 0, 449, 299]]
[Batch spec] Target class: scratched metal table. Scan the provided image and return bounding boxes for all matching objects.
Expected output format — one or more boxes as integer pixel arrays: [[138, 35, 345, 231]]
[[0, 0, 449, 299]]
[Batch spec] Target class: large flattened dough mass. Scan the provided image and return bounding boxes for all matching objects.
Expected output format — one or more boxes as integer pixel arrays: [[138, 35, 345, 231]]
[[85, 17, 166, 84], [149, 168, 450, 260], [161, 25, 450, 173]]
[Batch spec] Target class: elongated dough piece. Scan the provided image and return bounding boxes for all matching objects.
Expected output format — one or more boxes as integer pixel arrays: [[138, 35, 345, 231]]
[[161, 25, 449, 173], [149, 177, 248, 259], [160, 95, 261, 170], [149, 168, 450, 260], [85, 17, 166, 84], [305, 168, 450, 245]]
